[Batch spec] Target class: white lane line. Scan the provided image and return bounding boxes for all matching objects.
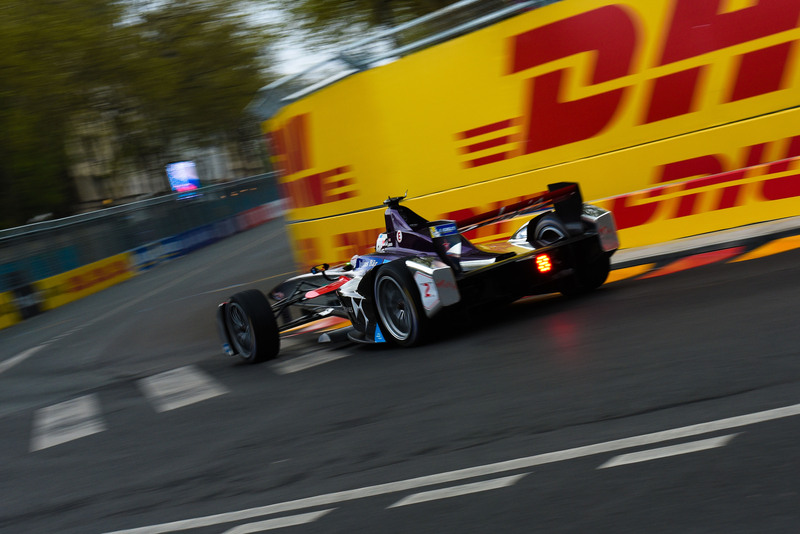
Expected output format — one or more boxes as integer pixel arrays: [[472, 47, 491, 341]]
[[137, 366, 229, 413], [0, 345, 47, 376], [49, 326, 85, 342], [388, 474, 528, 508], [271, 349, 353, 375], [222, 509, 334, 533], [598, 434, 738, 469], [30, 394, 106, 452], [103, 402, 800, 534]]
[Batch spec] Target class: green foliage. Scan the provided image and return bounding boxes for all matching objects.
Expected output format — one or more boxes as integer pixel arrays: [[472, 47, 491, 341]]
[[283, 0, 461, 47], [0, 0, 121, 227], [123, 0, 272, 143], [0, 0, 275, 229]]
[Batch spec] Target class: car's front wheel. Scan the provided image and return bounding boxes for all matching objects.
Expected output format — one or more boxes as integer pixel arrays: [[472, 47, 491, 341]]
[[374, 263, 429, 347], [225, 289, 280, 363]]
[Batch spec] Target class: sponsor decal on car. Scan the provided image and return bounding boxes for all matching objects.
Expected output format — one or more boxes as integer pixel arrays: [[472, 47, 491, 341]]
[[429, 222, 458, 238], [373, 324, 386, 343], [413, 271, 440, 312], [355, 256, 391, 271]]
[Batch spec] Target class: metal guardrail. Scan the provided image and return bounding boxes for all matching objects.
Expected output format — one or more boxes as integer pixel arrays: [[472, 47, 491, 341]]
[[0, 173, 281, 293], [247, 0, 559, 120]]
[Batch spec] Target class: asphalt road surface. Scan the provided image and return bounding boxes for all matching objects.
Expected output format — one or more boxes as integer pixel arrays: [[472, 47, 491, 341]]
[[1, 218, 799, 533]]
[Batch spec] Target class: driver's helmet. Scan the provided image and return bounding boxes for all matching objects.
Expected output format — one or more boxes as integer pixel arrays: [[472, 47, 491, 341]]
[[375, 232, 389, 252]]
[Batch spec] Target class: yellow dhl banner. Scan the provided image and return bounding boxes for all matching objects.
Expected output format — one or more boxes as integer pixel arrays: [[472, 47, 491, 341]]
[[287, 106, 800, 267], [35, 253, 135, 311], [263, 0, 800, 267], [0, 291, 21, 330]]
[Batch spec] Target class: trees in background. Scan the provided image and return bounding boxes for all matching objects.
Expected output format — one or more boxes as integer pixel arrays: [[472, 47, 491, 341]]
[[0, 0, 275, 229], [0, 0, 507, 229], [0, 0, 122, 227], [284, 0, 460, 46]]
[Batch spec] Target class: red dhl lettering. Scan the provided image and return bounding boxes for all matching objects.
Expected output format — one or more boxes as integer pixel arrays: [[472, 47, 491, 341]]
[[659, 0, 799, 65], [461, 0, 800, 166], [610, 136, 800, 229], [267, 114, 311, 177], [281, 166, 358, 209], [293, 229, 383, 269], [334, 228, 384, 261], [295, 237, 321, 270], [68, 260, 128, 293], [269, 113, 359, 209], [511, 4, 638, 153]]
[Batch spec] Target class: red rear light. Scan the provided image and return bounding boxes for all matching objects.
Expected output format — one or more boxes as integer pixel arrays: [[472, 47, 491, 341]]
[[536, 254, 552, 273]]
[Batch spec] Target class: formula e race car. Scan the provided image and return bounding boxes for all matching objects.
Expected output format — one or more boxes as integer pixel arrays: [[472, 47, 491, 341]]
[[217, 182, 619, 363]]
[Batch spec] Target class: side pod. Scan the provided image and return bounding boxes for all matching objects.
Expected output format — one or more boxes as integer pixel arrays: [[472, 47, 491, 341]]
[[404, 257, 461, 318]]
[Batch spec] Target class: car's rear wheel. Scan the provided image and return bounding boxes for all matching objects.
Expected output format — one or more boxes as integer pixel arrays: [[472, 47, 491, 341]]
[[530, 213, 609, 296], [531, 213, 569, 248], [374, 263, 428, 347], [559, 254, 611, 297], [225, 289, 280, 363]]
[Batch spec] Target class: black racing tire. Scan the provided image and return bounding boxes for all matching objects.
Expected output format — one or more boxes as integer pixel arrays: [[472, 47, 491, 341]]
[[581, 254, 611, 290], [531, 213, 569, 248], [373, 262, 429, 347], [559, 254, 611, 297], [530, 213, 610, 297], [225, 289, 280, 363]]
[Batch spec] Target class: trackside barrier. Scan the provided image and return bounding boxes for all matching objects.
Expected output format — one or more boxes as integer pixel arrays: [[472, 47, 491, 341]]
[[129, 201, 286, 272], [0, 198, 287, 331], [261, 0, 800, 268], [0, 291, 21, 330], [35, 253, 136, 312]]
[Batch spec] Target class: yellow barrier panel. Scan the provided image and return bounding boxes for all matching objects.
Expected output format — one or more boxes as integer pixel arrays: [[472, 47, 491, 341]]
[[0, 291, 21, 330], [35, 253, 135, 311], [265, 0, 800, 267], [285, 105, 800, 267]]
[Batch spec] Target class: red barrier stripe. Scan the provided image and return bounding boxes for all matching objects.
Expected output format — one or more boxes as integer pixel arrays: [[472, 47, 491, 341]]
[[641, 247, 745, 279]]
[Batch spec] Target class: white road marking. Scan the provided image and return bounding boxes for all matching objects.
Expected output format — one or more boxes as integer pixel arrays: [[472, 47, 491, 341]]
[[30, 394, 106, 452], [221, 509, 334, 533], [103, 402, 800, 534], [388, 474, 528, 508], [271, 349, 353, 375], [49, 326, 85, 342], [137, 366, 229, 413], [0, 345, 46, 375], [597, 434, 738, 469]]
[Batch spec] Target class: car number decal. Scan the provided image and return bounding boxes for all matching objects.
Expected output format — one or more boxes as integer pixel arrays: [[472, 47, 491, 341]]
[[413, 271, 440, 311]]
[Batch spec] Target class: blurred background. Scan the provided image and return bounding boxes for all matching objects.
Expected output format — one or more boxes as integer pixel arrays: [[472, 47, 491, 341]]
[[0, 0, 520, 229], [0, 0, 537, 308]]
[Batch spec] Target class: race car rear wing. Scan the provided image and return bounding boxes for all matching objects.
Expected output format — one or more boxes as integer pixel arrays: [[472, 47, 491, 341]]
[[455, 182, 583, 235]]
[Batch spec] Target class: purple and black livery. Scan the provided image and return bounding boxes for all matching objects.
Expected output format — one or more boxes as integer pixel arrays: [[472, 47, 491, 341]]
[[216, 182, 619, 363]]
